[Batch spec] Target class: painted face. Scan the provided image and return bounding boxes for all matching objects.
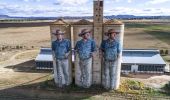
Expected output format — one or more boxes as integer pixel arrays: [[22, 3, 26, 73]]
[[82, 32, 90, 39], [56, 34, 63, 40], [109, 32, 116, 40]]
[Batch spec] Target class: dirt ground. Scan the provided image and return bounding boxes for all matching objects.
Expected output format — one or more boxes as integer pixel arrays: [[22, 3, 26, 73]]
[[0, 26, 51, 47]]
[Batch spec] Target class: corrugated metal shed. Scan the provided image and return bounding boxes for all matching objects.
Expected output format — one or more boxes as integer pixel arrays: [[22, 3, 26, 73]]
[[122, 49, 166, 65], [35, 47, 52, 62], [35, 48, 166, 67]]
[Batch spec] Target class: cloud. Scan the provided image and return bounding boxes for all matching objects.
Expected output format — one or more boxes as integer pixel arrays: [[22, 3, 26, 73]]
[[105, 7, 170, 16], [53, 2, 61, 6], [56, 0, 89, 6], [105, 0, 133, 3], [0, 1, 170, 17], [23, 0, 42, 2], [0, 2, 92, 17], [127, 0, 132, 3], [146, 0, 170, 5]]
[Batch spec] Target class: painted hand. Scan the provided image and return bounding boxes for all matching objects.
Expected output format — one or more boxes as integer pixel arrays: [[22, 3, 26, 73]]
[[65, 52, 69, 58]]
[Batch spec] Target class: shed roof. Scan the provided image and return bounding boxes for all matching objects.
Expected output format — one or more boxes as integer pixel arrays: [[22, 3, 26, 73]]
[[122, 49, 166, 65], [35, 48, 166, 65], [35, 47, 53, 61]]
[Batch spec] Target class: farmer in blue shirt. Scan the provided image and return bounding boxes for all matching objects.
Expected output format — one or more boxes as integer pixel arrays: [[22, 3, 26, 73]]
[[75, 29, 96, 88], [100, 29, 121, 89], [52, 29, 71, 88]]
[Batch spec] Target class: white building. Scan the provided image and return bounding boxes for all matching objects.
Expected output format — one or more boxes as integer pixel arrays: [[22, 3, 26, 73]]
[[35, 48, 166, 73], [121, 49, 166, 73]]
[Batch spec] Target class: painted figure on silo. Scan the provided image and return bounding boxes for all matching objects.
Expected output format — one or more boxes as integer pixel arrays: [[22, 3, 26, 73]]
[[52, 29, 71, 88], [100, 29, 121, 89], [75, 29, 96, 88]]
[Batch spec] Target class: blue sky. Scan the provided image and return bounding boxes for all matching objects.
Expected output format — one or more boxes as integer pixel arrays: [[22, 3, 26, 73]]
[[0, 0, 170, 17]]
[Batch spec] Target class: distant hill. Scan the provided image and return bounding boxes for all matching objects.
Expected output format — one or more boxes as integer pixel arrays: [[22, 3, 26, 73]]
[[0, 15, 10, 18], [0, 14, 170, 20]]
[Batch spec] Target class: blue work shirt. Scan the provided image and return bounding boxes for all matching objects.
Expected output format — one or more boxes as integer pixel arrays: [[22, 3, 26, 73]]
[[100, 39, 121, 61], [75, 39, 96, 60], [52, 39, 71, 59]]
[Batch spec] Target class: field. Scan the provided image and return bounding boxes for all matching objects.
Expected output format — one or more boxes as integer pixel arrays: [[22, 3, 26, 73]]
[[0, 20, 170, 99], [124, 21, 170, 49]]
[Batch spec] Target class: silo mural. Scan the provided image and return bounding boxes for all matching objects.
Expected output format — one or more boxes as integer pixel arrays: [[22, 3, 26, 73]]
[[48, 0, 124, 90], [72, 19, 93, 87], [103, 19, 124, 89], [50, 19, 72, 86]]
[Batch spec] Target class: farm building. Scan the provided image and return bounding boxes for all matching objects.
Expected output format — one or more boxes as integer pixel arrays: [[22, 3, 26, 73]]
[[35, 47, 53, 69], [35, 48, 166, 73], [121, 49, 166, 73]]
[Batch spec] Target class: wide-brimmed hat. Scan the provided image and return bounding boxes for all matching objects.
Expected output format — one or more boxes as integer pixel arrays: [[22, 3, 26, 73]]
[[53, 29, 65, 35], [105, 29, 120, 36], [78, 29, 91, 37]]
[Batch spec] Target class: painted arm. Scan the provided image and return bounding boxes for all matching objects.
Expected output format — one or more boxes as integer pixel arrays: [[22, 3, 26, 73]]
[[90, 40, 97, 57], [65, 40, 71, 58]]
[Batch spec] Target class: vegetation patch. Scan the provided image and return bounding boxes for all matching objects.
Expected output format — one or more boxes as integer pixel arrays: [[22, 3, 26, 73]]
[[125, 23, 151, 28], [162, 81, 170, 94], [117, 79, 168, 99]]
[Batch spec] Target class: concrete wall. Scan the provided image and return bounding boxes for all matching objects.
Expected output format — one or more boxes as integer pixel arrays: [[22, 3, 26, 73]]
[[93, 0, 103, 85], [93, 26, 102, 84]]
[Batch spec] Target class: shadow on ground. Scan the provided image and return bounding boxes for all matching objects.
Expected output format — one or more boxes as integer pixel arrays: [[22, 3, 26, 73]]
[[0, 79, 119, 100], [4, 60, 51, 73]]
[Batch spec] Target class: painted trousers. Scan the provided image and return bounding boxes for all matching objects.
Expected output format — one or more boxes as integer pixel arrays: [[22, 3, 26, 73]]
[[79, 57, 92, 88], [103, 60, 117, 89], [54, 59, 70, 87]]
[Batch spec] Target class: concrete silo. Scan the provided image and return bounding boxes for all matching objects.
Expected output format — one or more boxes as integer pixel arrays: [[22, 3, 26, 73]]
[[93, 0, 104, 84], [72, 19, 93, 86], [49, 19, 72, 85], [103, 19, 124, 89]]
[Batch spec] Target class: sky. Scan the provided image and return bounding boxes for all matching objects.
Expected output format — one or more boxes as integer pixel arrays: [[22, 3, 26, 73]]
[[0, 0, 170, 17]]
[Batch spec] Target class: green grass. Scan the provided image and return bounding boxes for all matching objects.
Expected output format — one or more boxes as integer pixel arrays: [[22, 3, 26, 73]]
[[146, 31, 170, 45], [145, 25, 170, 31], [126, 23, 170, 46], [125, 23, 151, 28], [162, 82, 170, 93]]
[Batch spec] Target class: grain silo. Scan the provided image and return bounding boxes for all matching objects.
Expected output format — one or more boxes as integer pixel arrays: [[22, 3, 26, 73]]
[[103, 19, 124, 89], [49, 19, 72, 85], [72, 19, 93, 86]]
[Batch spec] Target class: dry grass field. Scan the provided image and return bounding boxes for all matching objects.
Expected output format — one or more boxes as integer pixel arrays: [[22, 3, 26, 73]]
[[0, 20, 170, 99], [0, 26, 51, 47]]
